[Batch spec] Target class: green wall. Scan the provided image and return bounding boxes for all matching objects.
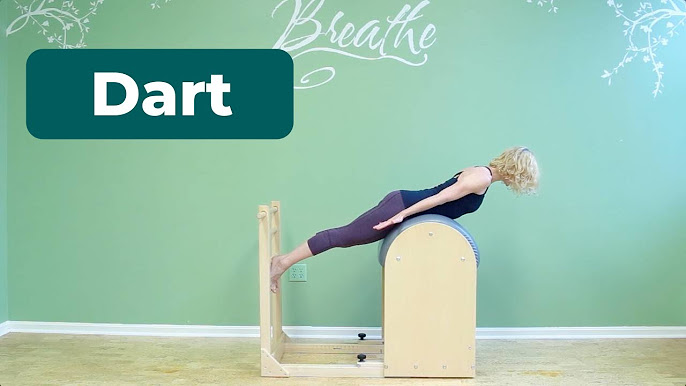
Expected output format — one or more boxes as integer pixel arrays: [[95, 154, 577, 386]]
[[1, 0, 9, 324], [5, 1, 686, 327]]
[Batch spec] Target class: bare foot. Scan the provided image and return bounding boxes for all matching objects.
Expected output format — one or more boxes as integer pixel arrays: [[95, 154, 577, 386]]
[[269, 254, 288, 293]]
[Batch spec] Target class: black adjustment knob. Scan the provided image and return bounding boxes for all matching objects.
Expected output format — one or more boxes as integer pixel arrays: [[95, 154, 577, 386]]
[[358, 333, 366, 340], [357, 353, 367, 362]]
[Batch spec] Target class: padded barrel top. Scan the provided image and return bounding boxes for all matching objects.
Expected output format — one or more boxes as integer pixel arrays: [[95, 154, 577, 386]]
[[378, 214, 480, 268]]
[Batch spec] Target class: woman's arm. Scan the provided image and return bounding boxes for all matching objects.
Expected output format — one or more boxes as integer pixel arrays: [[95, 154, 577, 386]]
[[373, 171, 490, 230]]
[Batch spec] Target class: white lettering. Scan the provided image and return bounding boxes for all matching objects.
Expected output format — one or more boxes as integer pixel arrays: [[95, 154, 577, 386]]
[[272, 0, 437, 89], [93, 73, 232, 117], [206, 74, 233, 116], [94, 72, 139, 116], [142, 81, 176, 116], [181, 81, 206, 116]]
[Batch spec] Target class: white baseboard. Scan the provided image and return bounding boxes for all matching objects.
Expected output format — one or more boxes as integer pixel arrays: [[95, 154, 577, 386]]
[[1, 321, 684, 340], [2, 321, 260, 338], [475, 326, 686, 339]]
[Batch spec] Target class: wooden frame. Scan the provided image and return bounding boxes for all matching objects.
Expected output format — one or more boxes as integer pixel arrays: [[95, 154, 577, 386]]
[[257, 201, 384, 378], [257, 201, 477, 378]]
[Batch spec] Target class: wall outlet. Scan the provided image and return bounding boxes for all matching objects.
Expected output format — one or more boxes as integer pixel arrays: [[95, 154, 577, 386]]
[[289, 264, 307, 282]]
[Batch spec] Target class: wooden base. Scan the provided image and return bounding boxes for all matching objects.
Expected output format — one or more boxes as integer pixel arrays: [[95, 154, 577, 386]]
[[262, 332, 385, 378]]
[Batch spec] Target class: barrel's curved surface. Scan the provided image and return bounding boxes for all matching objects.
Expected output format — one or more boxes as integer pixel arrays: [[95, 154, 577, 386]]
[[378, 214, 480, 268]]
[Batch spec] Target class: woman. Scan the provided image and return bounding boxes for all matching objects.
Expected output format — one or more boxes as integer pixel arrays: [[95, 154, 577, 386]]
[[269, 146, 540, 292]]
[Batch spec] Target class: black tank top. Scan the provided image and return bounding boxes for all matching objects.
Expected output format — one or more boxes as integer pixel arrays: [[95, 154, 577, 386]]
[[399, 166, 492, 219]]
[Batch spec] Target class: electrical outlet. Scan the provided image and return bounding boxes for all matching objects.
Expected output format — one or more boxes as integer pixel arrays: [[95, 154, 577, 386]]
[[289, 264, 307, 282]]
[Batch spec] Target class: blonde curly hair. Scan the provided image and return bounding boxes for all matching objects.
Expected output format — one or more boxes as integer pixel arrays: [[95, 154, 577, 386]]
[[489, 146, 540, 195]]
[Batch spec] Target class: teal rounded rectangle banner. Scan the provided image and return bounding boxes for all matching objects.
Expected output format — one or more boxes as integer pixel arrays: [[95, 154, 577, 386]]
[[26, 49, 294, 139]]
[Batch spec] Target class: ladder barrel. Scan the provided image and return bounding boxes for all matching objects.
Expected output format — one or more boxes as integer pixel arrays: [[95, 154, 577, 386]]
[[379, 214, 479, 378]]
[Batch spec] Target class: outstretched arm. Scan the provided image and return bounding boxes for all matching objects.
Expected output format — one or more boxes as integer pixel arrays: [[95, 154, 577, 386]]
[[373, 173, 489, 230]]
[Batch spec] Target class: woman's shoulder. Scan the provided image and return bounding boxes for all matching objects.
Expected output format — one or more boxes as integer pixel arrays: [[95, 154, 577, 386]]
[[453, 166, 492, 193], [454, 166, 491, 179]]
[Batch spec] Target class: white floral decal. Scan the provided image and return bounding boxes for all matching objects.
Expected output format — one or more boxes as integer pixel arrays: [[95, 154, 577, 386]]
[[527, 0, 558, 13], [602, 0, 686, 97], [6, 0, 105, 48], [150, 0, 171, 10], [5, 0, 169, 48]]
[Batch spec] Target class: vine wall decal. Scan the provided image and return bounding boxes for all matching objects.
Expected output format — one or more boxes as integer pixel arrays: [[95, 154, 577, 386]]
[[602, 0, 686, 97]]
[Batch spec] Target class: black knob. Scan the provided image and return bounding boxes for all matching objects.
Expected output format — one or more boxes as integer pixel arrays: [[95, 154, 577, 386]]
[[358, 333, 366, 340], [357, 353, 367, 362]]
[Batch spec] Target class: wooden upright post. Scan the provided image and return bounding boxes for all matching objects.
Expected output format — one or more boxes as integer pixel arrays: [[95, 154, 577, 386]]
[[270, 201, 285, 352], [257, 205, 272, 355], [258, 203, 289, 377]]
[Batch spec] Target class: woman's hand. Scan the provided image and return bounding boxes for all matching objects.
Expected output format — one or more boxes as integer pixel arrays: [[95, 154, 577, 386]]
[[373, 213, 404, 230]]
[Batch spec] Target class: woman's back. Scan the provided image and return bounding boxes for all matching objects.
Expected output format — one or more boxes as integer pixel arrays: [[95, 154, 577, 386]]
[[399, 166, 492, 219]]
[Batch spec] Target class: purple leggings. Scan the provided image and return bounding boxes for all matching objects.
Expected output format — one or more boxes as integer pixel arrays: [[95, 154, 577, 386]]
[[307, 190, 407, 256]]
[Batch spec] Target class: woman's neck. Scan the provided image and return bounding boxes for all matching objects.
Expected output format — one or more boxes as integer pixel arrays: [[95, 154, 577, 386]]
[[488, 166, 503, 183]]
